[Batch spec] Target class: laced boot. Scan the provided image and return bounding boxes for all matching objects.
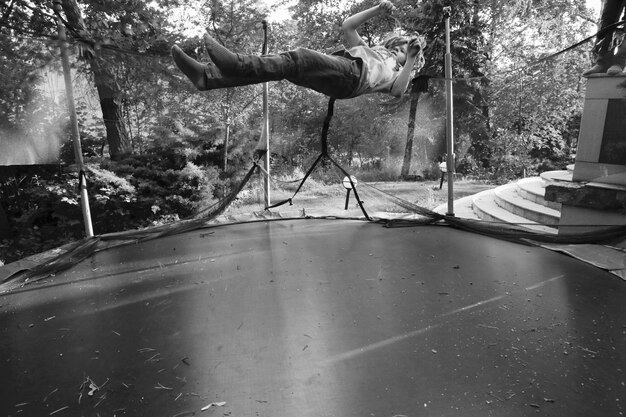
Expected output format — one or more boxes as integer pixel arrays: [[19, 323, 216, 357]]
[[171, 45, 254, 91]]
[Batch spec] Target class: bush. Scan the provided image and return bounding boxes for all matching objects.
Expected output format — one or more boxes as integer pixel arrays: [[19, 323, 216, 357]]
[[0, 166, 86, 263], [0, 144, 227, 264]]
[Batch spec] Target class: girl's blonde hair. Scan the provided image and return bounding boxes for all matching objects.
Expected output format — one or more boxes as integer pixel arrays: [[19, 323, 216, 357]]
[[383, 35, 409, 50], [382, 33, 426, 72]]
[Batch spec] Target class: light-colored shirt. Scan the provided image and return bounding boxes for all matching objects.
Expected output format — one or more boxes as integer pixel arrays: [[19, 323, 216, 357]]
[[344, 45, 399, 97]]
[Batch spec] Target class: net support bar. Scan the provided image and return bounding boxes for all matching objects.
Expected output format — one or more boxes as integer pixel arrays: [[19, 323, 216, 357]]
[[443, 7, 455, 217], [261, 20, 271, 208], [54, 0, 94, 237]]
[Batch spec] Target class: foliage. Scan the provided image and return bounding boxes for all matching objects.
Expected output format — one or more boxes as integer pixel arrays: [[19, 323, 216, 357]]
[[0, 166, 88, 264], [468, 0, 593, 179]]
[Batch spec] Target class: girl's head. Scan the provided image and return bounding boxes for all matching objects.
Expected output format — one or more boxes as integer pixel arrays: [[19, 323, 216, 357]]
[[383, 35, 409, 65], [383, 33, 426, 68], [383, 35, 409, 51]]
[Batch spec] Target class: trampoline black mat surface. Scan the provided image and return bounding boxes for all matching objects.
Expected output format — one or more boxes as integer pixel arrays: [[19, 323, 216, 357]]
[[1, 218, 624, 417]]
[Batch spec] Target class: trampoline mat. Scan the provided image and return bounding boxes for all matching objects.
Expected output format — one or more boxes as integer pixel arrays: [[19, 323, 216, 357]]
[[1, 218, 624, 417]]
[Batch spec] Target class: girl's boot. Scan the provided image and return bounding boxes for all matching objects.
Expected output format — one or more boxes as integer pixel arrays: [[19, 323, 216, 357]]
[[171, 45, 255, 91]]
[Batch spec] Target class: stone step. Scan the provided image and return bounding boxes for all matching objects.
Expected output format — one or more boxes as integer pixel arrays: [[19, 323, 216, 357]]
[[434, 175, 566, 234], [494, 183, 561, 226], [541, 170, 573, 184], [472, 189, 558, 234], [516, 177, 561, 211], [586, 181, 626, 192]]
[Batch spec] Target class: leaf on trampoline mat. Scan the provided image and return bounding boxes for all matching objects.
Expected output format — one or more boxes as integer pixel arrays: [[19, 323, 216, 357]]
[[201, 401, 226, 411]]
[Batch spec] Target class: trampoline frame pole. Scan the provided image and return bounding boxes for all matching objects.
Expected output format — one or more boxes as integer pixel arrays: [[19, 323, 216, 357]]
[[53, 0, 94, 237], [262, 21, 271, 207], [261, 83, 270, 207], [444, 7, 455, 217]]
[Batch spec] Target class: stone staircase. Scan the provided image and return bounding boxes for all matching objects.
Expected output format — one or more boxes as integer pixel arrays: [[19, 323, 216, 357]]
[[434, 169, 626, 278], [435, 169, 573, 234]]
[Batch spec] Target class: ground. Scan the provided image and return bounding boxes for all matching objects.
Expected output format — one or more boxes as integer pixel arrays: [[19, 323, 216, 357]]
[[228, 178, 494, 217]]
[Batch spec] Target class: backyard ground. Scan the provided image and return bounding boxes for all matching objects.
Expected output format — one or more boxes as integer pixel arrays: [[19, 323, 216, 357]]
[[226, 178, 495, 218]]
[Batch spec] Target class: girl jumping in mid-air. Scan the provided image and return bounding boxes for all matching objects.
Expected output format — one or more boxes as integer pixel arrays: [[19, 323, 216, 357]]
[[172, 1, 425, 99]]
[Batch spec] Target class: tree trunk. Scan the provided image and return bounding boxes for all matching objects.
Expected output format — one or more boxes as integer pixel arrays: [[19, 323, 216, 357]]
[[401, 76, 429, 179], [60, 0, 132, 161], [223, 122, 230, 171], [91, 58, 132, 160], [401, 92, 419, 179], [348, 138, 355, 167], [220, 98, 232, 171]]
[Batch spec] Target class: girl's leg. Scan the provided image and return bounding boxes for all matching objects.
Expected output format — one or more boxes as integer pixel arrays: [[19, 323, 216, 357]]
[[284, 48, 361, 99], [203, 34, 298, 81], [171, 46, 257, 91], [232, 48, 360, 98], [204, 34, 360, 98], [175, 35, 361, 98]]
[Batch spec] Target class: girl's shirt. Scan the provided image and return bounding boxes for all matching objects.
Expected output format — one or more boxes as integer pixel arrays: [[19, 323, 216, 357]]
[[344, 45, 399, 97]]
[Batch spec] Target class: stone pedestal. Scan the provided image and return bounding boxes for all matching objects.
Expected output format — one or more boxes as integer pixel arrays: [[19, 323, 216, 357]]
[[573, 74, 626, 185], [554, 75, 626, 236], [547, 180, 626, 235]]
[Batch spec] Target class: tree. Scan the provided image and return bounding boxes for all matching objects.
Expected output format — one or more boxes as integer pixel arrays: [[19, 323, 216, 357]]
[[1, 0, 176, 160], [56, 0, 159, 160]]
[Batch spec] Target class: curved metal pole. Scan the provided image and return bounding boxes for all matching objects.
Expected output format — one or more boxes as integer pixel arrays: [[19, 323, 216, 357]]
[[443, 6, 455, 217], [53, 0, 94, 237]]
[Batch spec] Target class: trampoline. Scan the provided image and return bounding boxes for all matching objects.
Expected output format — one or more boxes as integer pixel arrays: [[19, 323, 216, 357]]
[[1, 217, 624, 417]]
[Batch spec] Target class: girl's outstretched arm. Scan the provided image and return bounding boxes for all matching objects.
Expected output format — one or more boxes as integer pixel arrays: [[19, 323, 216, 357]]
[[342, 1, 395, 48], [389, 37, 422, 97]]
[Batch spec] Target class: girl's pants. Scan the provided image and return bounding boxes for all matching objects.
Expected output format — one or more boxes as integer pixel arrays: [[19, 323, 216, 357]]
[[229, 48, 362, 99]]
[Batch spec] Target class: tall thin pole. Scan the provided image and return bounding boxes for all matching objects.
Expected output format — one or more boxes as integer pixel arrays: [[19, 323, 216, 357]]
[[53, 0, 94, 237], [261, 20, 271, 207], [443, 6, 455, 217]]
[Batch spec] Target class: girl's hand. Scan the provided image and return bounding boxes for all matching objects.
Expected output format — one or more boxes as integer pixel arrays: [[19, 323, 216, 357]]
[[379, 1, 395, 15], [407, 37, 423, 58]]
